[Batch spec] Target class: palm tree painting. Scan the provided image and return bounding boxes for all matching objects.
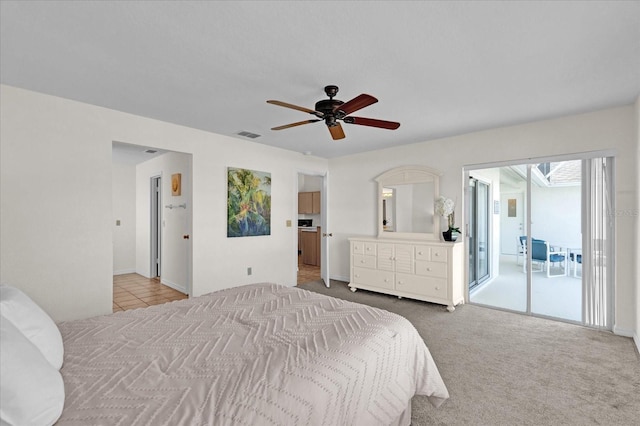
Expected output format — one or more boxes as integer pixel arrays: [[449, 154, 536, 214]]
[[227, 167, 271, 237]]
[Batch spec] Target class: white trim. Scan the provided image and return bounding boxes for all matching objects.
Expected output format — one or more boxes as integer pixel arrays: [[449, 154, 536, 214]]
[[464, 149, 617, 171], [634, 333, 640, 356], [612, 325, 635, 338], [113, 268, 136, 276], [160, 278, 187, 295], [331, 274, 350, 283]]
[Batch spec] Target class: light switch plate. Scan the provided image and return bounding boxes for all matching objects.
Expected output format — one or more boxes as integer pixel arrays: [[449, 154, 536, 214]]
[[286, 220, 292, 227]]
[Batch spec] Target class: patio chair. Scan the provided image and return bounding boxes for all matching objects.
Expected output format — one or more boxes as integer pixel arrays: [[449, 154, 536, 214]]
[[516, 236, 526, 265], [522, 238, 568, 277], [569, 251, 582, 278]]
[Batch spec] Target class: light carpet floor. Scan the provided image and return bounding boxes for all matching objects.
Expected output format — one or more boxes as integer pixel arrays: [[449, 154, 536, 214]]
[[297, 280, 640, 426]]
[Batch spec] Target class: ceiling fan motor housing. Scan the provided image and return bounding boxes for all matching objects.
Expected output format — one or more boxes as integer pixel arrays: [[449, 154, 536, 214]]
[[315, 98, 345, 126]]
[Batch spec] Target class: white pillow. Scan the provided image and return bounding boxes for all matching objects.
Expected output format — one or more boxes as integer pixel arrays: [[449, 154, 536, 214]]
[[0, 315, 65, 426], [0, 285, 64, 369]]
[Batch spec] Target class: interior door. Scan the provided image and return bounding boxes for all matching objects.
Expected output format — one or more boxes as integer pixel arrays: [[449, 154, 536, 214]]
[[150, 175, 161, 278], [320, 172, 330, 287]]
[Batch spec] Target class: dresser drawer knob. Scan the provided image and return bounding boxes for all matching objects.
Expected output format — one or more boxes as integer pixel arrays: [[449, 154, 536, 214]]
[[361, 260, 365, 263], [355, 274, 360, 278], [398, 281, 404, 285], [435, 286, 440, 290], [435, 253, 440, 257], [427, 267, 431, 271], [418, 251, 423, 255]]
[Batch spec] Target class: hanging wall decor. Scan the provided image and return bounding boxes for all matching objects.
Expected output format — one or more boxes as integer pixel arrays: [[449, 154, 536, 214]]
[[171, 173, 182, 196], [508, 198, 517, 217], [227, 167, 271, 237]]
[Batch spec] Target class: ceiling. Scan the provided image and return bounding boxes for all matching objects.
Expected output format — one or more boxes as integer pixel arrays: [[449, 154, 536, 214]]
[[1, 1, 639, 159]]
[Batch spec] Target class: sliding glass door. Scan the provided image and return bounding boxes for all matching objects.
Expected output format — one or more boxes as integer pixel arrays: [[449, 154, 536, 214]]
[[468, 177, 490, 291], [529, 161, 582, 322], [467, 155, 614, 329]]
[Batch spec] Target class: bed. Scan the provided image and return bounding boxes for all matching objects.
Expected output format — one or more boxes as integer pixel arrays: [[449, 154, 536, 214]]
[[2, 283, 448, 425]]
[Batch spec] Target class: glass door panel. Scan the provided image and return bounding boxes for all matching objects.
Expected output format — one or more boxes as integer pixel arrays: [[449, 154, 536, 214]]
[[530, 160, 582, 322], [468, 167, 526, 312]]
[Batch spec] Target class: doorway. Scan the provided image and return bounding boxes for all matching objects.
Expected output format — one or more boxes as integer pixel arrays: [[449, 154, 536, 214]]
[[466, 155, 614, 329], [296, 172, 329, 286], [111, 142, 192, 297]]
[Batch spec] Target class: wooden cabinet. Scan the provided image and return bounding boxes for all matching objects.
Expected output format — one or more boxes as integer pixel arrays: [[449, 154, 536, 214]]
[[298, 191, 321, 214], [300, 227, 321, 266], [349, 237, 464, 311]]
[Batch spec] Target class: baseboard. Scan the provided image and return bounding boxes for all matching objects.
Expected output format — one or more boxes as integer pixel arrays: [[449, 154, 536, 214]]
[[330, 275, 349, 283], [160, 278, 187, 295], [612, 325, 634, 338], [113, 268, 136, 276], [634, 333, 640, 356]]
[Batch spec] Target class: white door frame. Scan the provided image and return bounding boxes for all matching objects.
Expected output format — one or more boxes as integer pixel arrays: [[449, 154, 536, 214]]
[[150, 174, 162, 279], [294, 170, 330, 287]]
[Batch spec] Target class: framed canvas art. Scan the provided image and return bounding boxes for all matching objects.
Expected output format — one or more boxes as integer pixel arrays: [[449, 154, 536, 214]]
[[227, 167, 271, 237]]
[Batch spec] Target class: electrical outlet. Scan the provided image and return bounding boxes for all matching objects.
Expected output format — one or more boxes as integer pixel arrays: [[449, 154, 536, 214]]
[[116, 220, 121, 226], [247, 267, 252, 275]]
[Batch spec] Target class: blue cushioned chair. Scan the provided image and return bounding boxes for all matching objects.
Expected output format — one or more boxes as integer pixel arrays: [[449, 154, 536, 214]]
[[522, 238, 568, 277]]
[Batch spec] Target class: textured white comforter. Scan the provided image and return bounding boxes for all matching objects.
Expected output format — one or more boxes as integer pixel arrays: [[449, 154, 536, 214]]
[[57, 283, 448, 425]]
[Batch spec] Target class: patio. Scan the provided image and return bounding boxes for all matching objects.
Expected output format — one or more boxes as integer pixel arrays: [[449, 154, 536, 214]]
[[470, 254, 582, 322]]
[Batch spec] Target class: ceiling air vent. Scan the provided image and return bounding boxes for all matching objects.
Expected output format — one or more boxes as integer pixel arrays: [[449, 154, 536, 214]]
[[237, 131, 261, 139], [144, 149, 158, 154]]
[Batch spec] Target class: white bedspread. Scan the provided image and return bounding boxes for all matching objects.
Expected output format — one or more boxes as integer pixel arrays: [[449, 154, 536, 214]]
[[57, 283, 448, 425]]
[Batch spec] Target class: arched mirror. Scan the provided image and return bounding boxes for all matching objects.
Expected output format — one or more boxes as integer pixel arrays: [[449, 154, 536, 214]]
[[375, 165, 441, 240]]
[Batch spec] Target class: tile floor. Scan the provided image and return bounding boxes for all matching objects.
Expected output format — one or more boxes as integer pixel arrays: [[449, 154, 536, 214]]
[[113, 273, 188, 312], [297, 255, 321, 285]]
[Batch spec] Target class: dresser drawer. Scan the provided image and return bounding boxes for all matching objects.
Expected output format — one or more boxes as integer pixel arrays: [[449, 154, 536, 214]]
[[352, 241, 365, 255], [353, 254, 376, 269], [363, 242, 377, 256], [414, 246, 431, 261], [430, 247, 448, 262], [353, 267, 394, 290], [415, 261, 447, 278], [396, 273, 448, 299]]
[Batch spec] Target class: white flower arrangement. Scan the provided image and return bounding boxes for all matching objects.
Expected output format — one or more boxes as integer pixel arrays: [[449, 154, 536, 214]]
[[434, 196, 455, 218], [434, 196, 459, 233]]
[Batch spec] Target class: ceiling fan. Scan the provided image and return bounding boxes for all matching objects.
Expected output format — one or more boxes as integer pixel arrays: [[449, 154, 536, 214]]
[[267, 85, 400, 140]]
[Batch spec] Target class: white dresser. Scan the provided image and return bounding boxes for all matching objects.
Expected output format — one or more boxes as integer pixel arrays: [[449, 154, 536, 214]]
[[348, 237, 464, 311]]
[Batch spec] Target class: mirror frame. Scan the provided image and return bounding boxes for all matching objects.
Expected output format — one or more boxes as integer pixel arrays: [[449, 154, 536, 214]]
[[375, 165, 441, 240]]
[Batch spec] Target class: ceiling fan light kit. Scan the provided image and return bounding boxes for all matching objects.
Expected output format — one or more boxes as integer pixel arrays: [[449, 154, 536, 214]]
[[267, 85, 400, 140]]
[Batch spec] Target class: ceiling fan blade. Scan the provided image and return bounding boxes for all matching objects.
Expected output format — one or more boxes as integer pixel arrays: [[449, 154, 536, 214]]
[[343, 116, 400, 130], [267, 100, 321, 115], [334, 94, 378, 116], [271, 119, 321, 130], [328, 123, 345, 140]]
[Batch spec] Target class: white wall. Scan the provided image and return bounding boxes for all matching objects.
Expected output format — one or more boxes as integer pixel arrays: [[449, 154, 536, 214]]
[[0, 85, 328, 321], [530, 185, 581, 248], [112, 161, 137, 274], [328, 105, 637, 335], [135, 151, 192, 293]]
